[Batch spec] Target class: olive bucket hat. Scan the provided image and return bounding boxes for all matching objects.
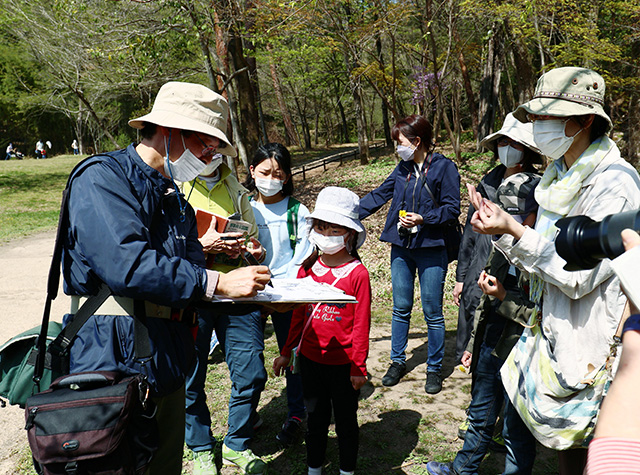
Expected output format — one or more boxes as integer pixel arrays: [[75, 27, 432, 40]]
[[513, 67, 611, 131], [129, 82, 237, 157]]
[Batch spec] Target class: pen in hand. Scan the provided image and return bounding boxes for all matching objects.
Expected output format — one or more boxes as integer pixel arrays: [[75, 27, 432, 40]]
[[242, 251, 274, 287]]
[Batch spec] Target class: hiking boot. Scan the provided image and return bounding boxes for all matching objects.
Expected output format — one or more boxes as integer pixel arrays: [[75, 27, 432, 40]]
[[276, 416, 303, 446], [425, 461, 455, 475], [222, 444, 267, 474], [425, 372, 442, 394], [458, 418, 469, 439], [381, 362, 406, 386], [193, 449, 219, 475]]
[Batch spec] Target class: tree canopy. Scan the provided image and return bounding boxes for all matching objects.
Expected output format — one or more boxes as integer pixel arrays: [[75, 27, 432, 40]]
[[1, 0, 638, 164]]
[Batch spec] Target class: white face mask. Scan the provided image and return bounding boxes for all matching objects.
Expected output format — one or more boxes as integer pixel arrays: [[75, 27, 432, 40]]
[[200, 154, 224, 177], [396, 144, 416, 161], [533, 119, 581, 160], [498, 145, 524, 168], [309, 229, 347, 255], [255, 177, 284, 197], [163, 135, 206, 182]]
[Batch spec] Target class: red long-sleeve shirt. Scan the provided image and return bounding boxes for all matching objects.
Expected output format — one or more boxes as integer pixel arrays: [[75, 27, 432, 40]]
[[281, 258, 371, 377]]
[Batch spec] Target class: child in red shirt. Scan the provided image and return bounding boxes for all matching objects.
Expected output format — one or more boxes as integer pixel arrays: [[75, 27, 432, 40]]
[[274, 186, 372, 475]]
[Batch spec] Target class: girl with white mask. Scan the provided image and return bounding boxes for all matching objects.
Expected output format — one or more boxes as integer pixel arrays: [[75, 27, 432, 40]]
[[243, 143, 312, 447], [273, 186, 371, 475]]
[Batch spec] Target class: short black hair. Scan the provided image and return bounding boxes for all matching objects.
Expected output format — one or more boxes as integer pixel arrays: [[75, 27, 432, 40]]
[[139, 122, 158, 140]]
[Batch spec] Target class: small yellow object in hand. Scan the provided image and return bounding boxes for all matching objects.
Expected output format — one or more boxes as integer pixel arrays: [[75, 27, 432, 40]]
[[399, 210, 407, 218]]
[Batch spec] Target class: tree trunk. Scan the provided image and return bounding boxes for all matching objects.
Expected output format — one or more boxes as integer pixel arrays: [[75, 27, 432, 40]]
[[376, 36, 393, 146], [453, 26, 478, 140], [266, 44, 299, 147], [228, 33, 260, 166], [477, 24, 503, 147]]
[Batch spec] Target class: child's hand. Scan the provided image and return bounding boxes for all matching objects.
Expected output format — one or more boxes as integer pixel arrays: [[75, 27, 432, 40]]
[[351, 375, 366, 390], [242, 237, 265, 261], [273, 355, 291, 377], [461, 351, 472, 369], [477, 270, 506, 301]]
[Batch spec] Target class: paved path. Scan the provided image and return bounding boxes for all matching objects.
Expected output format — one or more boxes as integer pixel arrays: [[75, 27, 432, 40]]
[[0, 231, 69, 473]]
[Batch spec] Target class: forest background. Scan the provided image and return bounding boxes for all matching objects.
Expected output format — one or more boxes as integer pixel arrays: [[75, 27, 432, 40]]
[[0, 0, 639, 169]]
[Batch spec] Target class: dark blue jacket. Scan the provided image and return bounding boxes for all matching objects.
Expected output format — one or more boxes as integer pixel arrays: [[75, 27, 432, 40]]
[[359, 153, 461, 249], [62, 145, 208, 396]]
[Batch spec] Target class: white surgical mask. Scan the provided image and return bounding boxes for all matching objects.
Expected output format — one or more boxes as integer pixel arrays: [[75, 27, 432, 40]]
[[163, 135, 206, 182], [200, 154, 224, 177], [309, 229, 346, 255], [533, 119, 581, 160], [255, 177, 284, 197], [396, 144, 416, 161], [498, 145, 524, 168]]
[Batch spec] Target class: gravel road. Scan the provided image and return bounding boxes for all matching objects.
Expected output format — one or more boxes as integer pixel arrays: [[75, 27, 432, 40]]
[[0, 231, 69, 473]]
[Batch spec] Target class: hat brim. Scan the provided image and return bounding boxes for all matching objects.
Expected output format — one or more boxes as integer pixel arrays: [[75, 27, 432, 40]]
[[129, 110, 237, 158], [513, 98, 612, 130], [306, 211, 366, 250]]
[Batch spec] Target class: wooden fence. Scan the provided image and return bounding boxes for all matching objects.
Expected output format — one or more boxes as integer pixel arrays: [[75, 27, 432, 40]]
[[292, 142, 388, 180]]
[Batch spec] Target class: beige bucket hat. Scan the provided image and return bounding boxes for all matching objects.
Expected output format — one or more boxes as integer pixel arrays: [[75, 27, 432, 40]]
[[480, 112, 541, 155], [129, 82, 237, 157], [513, 67, 611, 130]]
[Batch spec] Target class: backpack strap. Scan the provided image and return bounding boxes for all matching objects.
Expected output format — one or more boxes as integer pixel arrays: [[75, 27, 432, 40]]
[[286, 196, 301, 251]]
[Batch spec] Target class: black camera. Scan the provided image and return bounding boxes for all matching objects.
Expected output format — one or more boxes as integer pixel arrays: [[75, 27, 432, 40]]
[[555, 209, 640, 271]]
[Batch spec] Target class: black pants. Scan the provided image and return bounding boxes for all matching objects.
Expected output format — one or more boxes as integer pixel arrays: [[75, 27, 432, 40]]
[[300, 354, 360, 471]]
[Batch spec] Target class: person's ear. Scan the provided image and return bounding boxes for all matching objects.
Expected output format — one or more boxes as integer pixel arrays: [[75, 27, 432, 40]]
[[158, 126, 172, 138], [249, 165, 256, 179]]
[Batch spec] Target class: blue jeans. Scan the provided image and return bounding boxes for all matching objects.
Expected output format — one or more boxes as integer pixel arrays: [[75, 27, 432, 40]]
[[453, 344, 536, 475], [185, 305, 267, 452], [271, 311, 306, 419], [390, 245, 447, 373]]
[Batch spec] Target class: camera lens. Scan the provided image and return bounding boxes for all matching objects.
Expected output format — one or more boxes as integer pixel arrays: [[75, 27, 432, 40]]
[[555, 209, 640, 270]]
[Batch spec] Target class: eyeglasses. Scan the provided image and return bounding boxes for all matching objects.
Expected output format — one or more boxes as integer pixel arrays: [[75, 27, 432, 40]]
[[193, 133, 218, 158], [527, 114, 555, 122]]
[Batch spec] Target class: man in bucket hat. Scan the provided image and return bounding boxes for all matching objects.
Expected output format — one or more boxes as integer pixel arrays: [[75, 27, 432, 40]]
[[62, 81, 270, 474]]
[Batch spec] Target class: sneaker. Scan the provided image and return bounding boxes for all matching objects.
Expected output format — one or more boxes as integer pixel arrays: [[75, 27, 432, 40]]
[[193, 450, 219, 475], [458, 418, 469, 439], [489, 432, 507, 453], [425, 372, 442, 394], [276, 416, 303, 446], [425, 461, 454, 475], [222, 444, 267, 474], [381, 362, 406, 386]]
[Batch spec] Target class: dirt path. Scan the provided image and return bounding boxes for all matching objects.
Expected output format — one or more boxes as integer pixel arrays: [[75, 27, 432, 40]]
[[0, 231, 69, 473]]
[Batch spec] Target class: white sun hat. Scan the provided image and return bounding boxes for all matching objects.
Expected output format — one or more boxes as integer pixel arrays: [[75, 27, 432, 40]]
[[480, 112, 542, 155], [307, 187, 367, 250], [129, 81, 237, 157]]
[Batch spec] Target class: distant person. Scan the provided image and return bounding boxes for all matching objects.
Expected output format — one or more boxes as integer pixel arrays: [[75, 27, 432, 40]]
[[274, 186, 371, 475], [5, 142, 13, 160], [35, 139, 44, 159], [244, 142, 313, 447], [359, 114, 461, 394], [72, 139, 79, 155]]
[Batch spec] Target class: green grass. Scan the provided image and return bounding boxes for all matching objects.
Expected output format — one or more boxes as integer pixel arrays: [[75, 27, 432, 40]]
[[0, 155, 83, 242]]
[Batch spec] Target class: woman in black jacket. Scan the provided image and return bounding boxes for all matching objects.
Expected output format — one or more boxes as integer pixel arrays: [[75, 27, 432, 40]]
[[454, 113, 543, 368], [359, 115, 460, 394]]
